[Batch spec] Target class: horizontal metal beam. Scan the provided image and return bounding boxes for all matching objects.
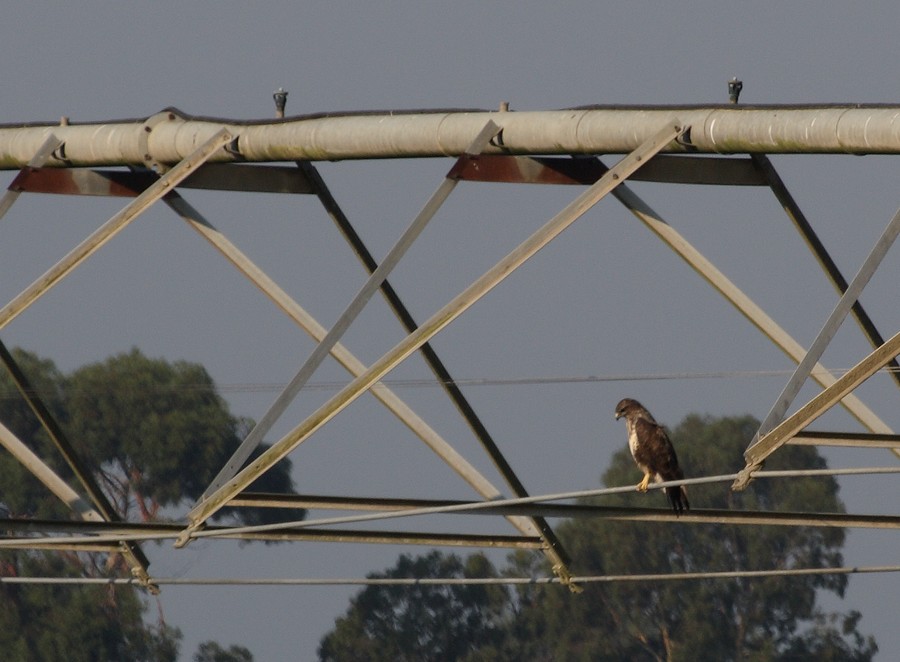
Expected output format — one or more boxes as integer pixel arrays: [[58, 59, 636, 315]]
[[4, 564, 900, 587], [222, 493, 900, 530], [450, 154, 766, 186], [0, 518, 542, 549], [4, 499, 896, 555], [8, 163, 315, 196], [789, 431, 900, 448], [6, 105, 900, 169]]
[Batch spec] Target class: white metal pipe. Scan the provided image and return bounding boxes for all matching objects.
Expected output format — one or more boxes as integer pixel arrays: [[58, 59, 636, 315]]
[[0, 134, 62, 218], [5, 105, 900, 169]]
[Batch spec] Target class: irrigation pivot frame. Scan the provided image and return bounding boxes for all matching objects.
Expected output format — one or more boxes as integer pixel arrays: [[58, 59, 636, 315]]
[[0, 100, 898, 590]]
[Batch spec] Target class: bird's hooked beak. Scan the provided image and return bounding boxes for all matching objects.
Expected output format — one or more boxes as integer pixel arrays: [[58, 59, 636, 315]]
[[614, 411, 622, 420]]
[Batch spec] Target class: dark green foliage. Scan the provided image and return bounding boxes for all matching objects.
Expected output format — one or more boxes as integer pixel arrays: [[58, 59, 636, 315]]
[[0, 548, 182, 662], [487, 413, 877, 661], [319, 414, 877, 661], [63, 348, 298, 525], [318, 551, 510, 662], [193, 641, 254, 662], [0, 347, 281, 660]]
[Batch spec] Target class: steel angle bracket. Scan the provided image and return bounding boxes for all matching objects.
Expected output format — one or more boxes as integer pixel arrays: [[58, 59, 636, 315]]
[[735, 328, 900, 490], [448, 154, 766, 187], [7, 164, 316, 197], [0, 134, 64, 220]]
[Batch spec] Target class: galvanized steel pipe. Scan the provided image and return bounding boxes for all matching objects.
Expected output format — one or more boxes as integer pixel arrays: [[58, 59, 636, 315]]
[[4, 105, 900, 168]]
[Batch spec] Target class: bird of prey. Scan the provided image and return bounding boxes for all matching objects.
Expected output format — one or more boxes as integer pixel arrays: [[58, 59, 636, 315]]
[[614, 398, 690, 514]]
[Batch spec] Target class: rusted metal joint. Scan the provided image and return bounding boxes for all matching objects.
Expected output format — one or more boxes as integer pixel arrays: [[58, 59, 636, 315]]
[[731, 459, 764, 492]]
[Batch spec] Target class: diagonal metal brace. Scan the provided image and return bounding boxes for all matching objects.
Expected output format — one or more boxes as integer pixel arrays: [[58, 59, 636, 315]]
[[0, 128, 232, 330], [0, 339, 156, 591], [734, 327, 900, 490], [745, 200, 900, 476]]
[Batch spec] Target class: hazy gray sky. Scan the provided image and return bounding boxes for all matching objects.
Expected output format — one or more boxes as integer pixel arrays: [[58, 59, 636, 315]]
[[2, 3, 899, 659]]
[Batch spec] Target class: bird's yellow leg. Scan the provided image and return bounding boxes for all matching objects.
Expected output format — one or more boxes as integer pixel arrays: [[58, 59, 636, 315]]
[[636, 473, 651, 492]]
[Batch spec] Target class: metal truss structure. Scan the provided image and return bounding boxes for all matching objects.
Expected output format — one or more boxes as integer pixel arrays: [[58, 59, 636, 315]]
[[0, 99, 898, 592]]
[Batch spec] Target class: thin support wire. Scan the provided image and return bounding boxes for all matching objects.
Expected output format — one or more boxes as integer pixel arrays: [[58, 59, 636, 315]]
[[191, 466, 898, 539], [0, 467, 894, 550], [1, 565, 898, 587]]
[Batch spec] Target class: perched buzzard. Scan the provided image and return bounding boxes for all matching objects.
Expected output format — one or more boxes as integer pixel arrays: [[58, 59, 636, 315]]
[[614, 398, 689, 514]]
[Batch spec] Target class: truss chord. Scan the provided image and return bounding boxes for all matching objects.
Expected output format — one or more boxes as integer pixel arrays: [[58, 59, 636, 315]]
[[198, 121, 501, 503], [2, 465, 897, 552], [4, 500, 898, 551], [189, 466, 900, 539], [177, 121, 686, 548], [0, 128, 232, 331], [12, 106, 900, 167], [0, 531, 542, 550], [2, 565, 899, 588]]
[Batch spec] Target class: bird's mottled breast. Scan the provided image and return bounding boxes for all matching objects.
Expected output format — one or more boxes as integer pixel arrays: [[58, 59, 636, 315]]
[[626, 420, 640, 456]]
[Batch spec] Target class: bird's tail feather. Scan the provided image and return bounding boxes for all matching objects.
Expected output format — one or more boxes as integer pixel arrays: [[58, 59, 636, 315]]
[[666, 486, 690, 514]]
